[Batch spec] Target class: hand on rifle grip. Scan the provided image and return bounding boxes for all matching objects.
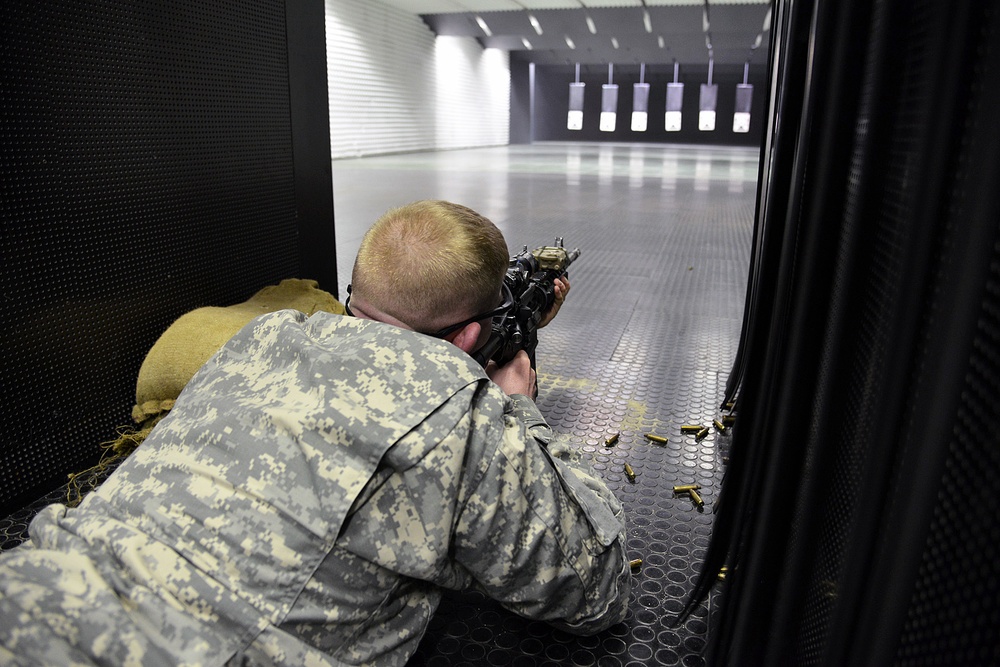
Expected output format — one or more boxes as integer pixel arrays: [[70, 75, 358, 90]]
[[486, 350, 537, 399]]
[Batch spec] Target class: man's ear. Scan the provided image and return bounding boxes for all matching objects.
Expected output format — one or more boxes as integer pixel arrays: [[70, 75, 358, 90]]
[[448, 321, 482, 354]]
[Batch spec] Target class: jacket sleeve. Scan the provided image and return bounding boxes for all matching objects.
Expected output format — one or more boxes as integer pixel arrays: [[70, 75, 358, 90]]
[[452, 389, 631, 635]]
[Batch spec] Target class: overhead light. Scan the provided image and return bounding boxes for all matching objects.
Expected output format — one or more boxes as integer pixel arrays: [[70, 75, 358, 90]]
[[750, 8, 771, 55], [658, 35, 665, 48], [565, 35, 576, 49], [586, 15, 597, 34], [475, 15, 492, 37], [643, 9, 652, 33], [611, 37, 619, 49], [521, 37, 533, 49], [528, 13, 543, 35]]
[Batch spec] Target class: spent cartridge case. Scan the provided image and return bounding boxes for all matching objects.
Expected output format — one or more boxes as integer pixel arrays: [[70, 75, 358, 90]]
[[672, 484, 702, 493], [688, 489, 705, 508], [624, 463, 636, 483], [604, 432, 620, 447], [629, 558, 643, 571], [644, 433, 668, 444], [695, 427, 710, 441], [713, 419, 726, 433], [681, 425, 703, 433]]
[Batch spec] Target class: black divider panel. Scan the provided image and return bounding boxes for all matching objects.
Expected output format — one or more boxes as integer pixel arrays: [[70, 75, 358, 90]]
[[891, 242, 1000, 665], [1, 0, 302, 517], [704, 0, 1000, 664]]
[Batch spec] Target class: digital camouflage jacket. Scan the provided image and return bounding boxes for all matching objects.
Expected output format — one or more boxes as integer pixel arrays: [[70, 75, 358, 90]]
[[0, 310, 630, 666]]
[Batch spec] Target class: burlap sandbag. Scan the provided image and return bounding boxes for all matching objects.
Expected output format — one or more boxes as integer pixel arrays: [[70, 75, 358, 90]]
[[131, 278, 344, 423]]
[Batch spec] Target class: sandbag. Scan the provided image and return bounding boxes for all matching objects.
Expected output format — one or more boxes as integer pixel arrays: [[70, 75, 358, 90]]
[[132, 278, 344, 422]]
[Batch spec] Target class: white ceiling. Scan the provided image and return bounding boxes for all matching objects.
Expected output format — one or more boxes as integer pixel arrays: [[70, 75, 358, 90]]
[[378, 1, 767, 11], [376, 0, 773, 70]]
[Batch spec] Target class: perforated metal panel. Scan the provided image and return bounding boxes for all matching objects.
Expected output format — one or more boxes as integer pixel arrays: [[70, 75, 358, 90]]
[[1, 0, 302, 516], [891, 4, 1000, 661], [893, 243, 1000, 665], [791, 1, 917, 660], [701, 0, 1000, 664]]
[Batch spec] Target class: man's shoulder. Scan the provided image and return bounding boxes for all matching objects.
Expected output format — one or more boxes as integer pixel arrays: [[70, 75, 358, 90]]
[[244, 309, 488, 387]]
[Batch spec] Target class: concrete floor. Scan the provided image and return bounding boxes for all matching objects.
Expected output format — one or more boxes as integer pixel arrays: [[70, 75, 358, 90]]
[[333, 141, 759, 667]]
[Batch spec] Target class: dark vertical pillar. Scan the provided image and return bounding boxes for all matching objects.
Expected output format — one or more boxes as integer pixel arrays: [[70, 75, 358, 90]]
[[509, 55, 532, 144], [286, 0, 338, 296]]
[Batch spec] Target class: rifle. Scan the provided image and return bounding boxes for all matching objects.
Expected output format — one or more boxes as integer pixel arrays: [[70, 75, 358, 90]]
[[473, 238, 580, 368]]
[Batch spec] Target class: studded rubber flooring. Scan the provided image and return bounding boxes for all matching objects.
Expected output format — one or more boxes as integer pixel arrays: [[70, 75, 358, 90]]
[[0, 141, 758, 665], [333, 142, 758, 666]]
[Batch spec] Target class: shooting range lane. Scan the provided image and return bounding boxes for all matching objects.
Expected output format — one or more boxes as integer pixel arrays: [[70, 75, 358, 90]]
[[333, 141, 756, 666], [0, 141, 756, 665]]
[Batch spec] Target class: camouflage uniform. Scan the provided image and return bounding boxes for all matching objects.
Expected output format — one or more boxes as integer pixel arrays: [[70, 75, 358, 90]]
[[0, 311, 630, 666]]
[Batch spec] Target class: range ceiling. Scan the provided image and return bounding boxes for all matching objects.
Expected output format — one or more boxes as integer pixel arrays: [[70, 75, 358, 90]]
[[378, 1, 772, 68]]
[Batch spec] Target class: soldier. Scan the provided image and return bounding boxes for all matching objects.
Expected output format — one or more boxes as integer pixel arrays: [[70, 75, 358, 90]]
[[0, 200, 630, 666]]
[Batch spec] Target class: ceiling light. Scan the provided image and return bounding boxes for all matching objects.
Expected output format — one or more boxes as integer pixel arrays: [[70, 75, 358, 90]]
[[528, 14, 543, 36], [611, 37, 619, 49], [643, 9, 652, 33], [565, 35, 576, 49], [521, 37, 533, 49], [658, 35, 665, 48], [475, 16, 492, 37], [586, 15, 597, 34]]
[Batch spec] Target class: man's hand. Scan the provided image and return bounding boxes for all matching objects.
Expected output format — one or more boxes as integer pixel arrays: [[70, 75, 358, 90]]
[[486, 350, 537, 399], [538, 276, 570, 328]]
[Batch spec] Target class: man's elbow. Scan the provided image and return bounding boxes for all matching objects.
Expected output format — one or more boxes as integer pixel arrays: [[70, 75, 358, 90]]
[[552, 548, 632, 636]]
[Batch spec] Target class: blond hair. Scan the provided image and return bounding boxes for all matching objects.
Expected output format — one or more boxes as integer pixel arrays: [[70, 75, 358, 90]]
[[351, 200, 509, 333]]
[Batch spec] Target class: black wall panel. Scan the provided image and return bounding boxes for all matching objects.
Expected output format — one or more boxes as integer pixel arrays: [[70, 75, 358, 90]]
[[508, 57, 533, 145], [1, 0, 332, 516], [699, 0, 1000, 664]]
